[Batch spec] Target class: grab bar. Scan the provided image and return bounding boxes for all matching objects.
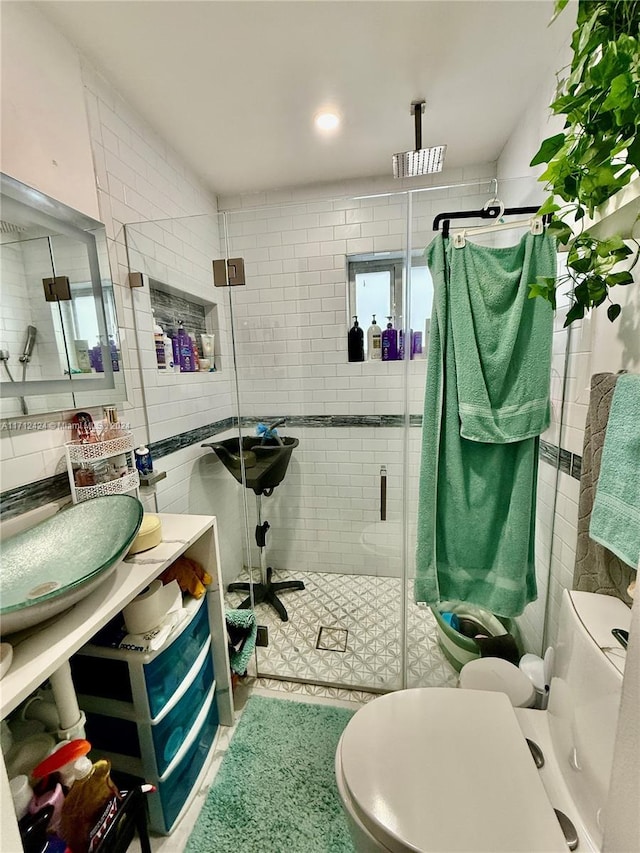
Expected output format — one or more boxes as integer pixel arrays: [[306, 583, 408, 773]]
[[380, 465, 387, 521]]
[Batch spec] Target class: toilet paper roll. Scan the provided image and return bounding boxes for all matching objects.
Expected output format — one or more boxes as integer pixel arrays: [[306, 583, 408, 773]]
[[123, 580, 181, 635]]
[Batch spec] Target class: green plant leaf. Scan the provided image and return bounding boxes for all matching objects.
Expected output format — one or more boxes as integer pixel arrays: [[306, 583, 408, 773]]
[[607, 303, 622, 322], [606, 271, 634, 286], [602, 73, 635, 111], [536, 198, 561, 218], [546, 220, 574, 243], [530, 133, 567, 167], [549, 0, 570, 25], [627, 134, 640, 170], [564, 302, 586, 326]]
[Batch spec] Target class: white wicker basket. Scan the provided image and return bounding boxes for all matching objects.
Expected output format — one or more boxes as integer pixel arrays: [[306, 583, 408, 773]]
[[66, 431, 135, 462], [65, 430, 140, 504], [73, 470, 140, 503]]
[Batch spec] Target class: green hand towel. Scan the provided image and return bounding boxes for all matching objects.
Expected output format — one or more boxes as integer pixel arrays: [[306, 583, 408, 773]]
[[589, 374, 640, 568], [450, 233, 555, 442], [415, 231, 555, 618], [226, 608, 257, 675]]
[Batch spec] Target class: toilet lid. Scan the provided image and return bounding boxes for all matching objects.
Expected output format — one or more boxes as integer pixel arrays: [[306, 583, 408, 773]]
[[459, 657, 536, 708], [338, 689, 566, 853]]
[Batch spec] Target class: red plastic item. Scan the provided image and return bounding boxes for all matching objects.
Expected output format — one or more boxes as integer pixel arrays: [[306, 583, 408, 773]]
[[31, 739, 91, 780], [71, 412, 98, 444]]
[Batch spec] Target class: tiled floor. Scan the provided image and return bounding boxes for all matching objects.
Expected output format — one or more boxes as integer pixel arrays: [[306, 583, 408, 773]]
[[226, 570, 458, 691]]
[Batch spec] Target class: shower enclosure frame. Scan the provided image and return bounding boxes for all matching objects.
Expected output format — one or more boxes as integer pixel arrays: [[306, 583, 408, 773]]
[[125, 174, 568, 693]]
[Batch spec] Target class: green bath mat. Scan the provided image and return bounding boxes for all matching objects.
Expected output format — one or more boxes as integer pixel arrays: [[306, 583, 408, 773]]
[[187, 695, 356, 853]]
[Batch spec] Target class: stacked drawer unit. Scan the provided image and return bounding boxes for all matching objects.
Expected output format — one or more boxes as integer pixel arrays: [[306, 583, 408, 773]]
[[70, 595, 219, 834]]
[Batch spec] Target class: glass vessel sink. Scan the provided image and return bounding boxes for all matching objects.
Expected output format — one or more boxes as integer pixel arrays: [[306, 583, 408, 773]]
[[0, 495, 143, 636]]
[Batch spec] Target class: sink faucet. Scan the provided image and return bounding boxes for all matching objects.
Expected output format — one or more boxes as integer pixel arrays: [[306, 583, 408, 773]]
[[264, 418, 285, 446]]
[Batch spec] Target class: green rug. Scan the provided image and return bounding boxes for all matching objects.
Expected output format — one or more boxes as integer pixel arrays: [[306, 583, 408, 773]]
[[186, 695, 356, 853]]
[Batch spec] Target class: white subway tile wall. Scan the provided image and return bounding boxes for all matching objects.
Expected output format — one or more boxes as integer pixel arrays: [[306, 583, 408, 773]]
[[1, 59, 232, 495]]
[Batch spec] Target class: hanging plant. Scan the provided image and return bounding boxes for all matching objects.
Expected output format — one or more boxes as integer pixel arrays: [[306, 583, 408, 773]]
[[529, 0, 640, 325]]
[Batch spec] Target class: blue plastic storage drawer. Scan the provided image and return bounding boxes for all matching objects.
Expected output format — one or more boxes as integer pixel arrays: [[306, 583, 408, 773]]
[[144, 600, 210, 717], [153, 700, 219, 833], [152, 650, 213, 774]]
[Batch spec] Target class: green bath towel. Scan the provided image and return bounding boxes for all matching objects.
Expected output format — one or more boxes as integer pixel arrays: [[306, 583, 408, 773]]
[[450, 235, 554, 442], [589, 374, 640, 569], [415, 231, 555, 617]]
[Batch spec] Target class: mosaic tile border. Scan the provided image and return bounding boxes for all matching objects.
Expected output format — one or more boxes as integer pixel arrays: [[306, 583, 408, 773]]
[[539, 439, 581, 480], [149, 416, 235, 460], [0, 472, 71, 521], [1, 417, 581, 519]]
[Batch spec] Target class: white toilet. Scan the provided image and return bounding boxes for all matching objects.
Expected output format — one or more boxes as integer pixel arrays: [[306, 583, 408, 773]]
[[335, 590, 631, 852]]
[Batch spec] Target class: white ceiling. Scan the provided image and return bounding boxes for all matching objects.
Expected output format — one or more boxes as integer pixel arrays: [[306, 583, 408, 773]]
[[40, 1, 575, 197]]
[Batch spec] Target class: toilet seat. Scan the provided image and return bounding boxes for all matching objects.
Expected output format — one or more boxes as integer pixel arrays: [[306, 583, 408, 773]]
[[459, 657, 536, 707], [336, 688, 566, 852]]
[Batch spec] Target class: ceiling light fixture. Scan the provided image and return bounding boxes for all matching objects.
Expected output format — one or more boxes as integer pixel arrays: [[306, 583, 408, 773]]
[[392, 100, 446, 178], [314, 111, 341, 132]]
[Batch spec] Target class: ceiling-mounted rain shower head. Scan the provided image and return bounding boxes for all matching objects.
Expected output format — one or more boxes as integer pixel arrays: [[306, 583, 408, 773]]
[[392, 100, 446, 178]]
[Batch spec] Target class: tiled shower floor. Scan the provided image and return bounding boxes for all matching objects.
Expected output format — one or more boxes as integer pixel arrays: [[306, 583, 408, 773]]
[[226, 570, 458, 692]]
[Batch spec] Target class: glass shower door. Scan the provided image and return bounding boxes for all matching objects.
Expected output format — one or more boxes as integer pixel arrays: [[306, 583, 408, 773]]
[[222, 192, 417, 693]]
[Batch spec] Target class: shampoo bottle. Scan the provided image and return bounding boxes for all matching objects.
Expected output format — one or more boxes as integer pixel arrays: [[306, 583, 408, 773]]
[[367, 315, 382, 360], [153, 317, 166, 370], [170, 329, 181, 373], [190, 333, 200, 371], [163, 332, 174, 371], [398, 326, 412, 361], [381, 317, 398, 361], [109, 337, 120, 372], [73, 340, 91, 373], [347, 316, 364, 362], [177, 321, 193, 372]]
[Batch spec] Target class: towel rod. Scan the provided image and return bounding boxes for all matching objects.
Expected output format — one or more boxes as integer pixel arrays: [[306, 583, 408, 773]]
[[433, 205, 550, 238]]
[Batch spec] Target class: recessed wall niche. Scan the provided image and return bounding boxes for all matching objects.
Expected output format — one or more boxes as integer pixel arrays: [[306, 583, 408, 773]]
[[149, 279, 220, 373]]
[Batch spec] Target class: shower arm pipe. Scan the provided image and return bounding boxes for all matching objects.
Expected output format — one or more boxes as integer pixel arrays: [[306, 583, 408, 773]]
[[413, 103, 422, 151]]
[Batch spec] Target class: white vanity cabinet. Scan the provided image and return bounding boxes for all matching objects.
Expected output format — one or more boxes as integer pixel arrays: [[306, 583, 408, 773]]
[[0, 514, 234, 850]]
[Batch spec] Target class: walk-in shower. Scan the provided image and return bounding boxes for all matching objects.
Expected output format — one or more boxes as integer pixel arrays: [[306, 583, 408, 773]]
[[125, 174, 568, 695]]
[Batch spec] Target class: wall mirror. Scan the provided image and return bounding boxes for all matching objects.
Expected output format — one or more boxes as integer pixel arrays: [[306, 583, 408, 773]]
[[0, 173, 126, 418]]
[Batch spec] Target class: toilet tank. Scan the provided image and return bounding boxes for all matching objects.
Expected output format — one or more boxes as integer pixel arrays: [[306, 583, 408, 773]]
[[548, 589, 631, 847]]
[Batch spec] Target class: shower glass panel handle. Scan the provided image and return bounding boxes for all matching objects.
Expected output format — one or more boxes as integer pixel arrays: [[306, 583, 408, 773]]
[[380, 465, 387, 521]]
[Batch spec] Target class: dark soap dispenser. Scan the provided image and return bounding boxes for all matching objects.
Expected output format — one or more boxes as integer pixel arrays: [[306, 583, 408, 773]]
[[348, 316, 365, 362]]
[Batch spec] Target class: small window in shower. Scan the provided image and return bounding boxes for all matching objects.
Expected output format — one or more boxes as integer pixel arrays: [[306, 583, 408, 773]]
[[347, 252, 432, 358]]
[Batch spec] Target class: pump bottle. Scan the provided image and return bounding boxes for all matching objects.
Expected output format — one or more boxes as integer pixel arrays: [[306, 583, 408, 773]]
[[348, 316, 364, 362], [381, 317, 398, 361], [367, 315, 382, 360]]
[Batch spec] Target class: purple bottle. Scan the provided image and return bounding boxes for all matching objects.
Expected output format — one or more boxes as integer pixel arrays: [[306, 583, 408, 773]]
[[170, 330, 180, 372], [177, 322, 194, 372], [109, 337, 120, 372], [381, 317, 398, 361], [92, 345, 104, 373]]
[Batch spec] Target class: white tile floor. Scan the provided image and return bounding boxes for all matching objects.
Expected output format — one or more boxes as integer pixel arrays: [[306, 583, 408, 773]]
[[226, 570, 458, 691]]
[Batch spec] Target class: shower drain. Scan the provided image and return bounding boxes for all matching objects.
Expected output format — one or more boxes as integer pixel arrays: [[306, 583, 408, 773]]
[[316, 627, 348, 652]]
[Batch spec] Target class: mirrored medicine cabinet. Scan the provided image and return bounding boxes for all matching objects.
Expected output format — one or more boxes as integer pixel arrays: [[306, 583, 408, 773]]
[[0, 173, 126, 418]]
